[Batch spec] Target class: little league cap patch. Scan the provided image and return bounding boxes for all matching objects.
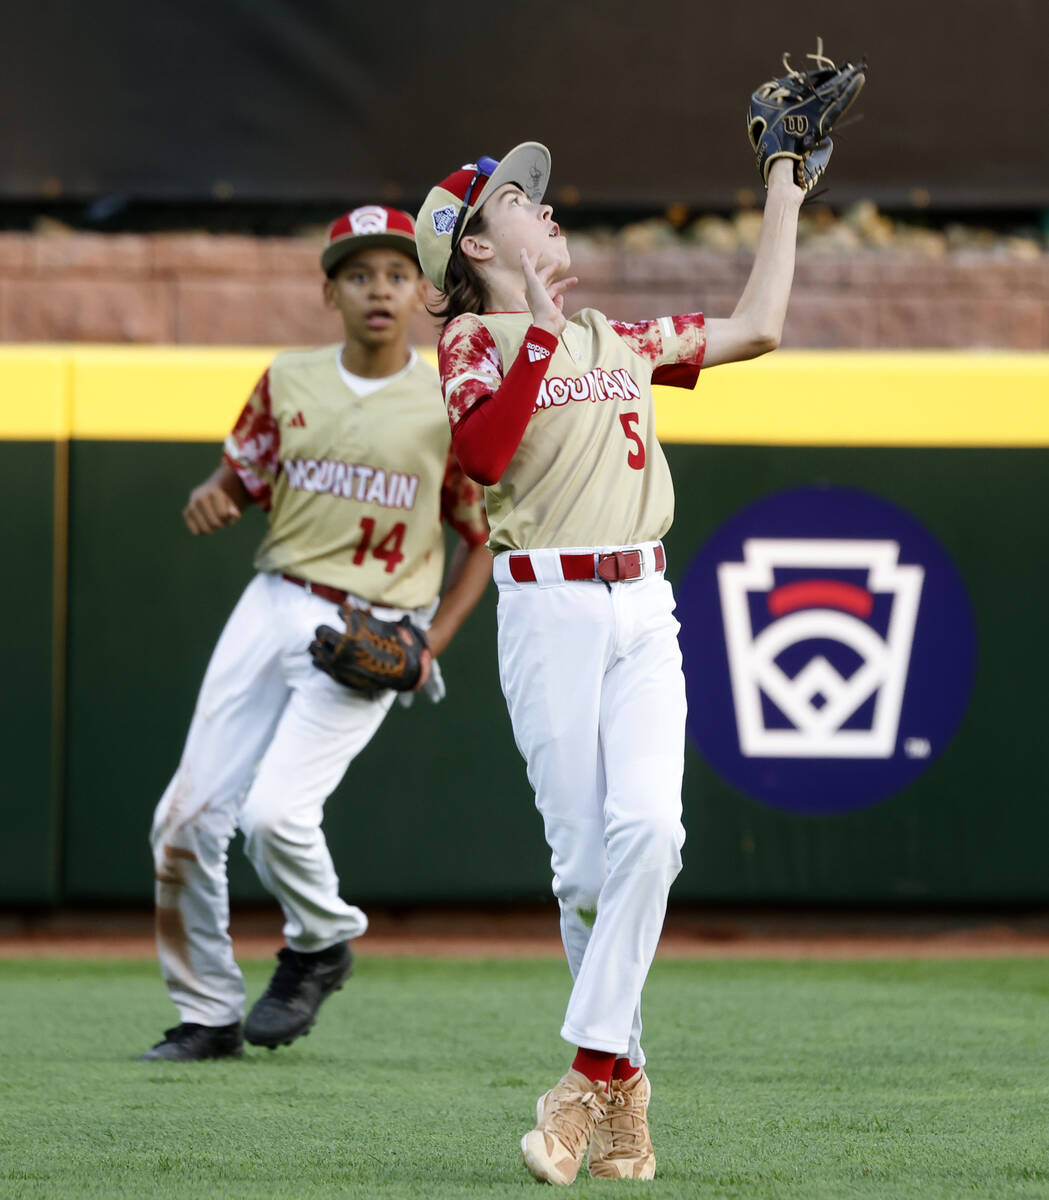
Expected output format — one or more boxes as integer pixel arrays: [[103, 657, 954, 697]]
[[415, 142, 551, 290], [321, 206, 418, 275]]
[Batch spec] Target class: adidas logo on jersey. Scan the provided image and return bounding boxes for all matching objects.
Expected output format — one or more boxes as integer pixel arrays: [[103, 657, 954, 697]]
[[526, 341, 551, 363], [289, 411, 307, 428]]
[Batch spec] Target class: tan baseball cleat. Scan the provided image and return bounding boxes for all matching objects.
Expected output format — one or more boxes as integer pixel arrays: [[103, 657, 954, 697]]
[[520, 1069, 609, 1186], [587, 1068, 656, 1180]]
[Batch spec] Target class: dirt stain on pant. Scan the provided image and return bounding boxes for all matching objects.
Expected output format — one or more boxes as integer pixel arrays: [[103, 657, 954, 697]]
[[155, 843, 198, 988]]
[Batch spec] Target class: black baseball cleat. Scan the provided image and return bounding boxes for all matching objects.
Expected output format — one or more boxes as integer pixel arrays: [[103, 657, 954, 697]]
[[138, 1021, 244, 1062], [244, 941, 354, 1048]]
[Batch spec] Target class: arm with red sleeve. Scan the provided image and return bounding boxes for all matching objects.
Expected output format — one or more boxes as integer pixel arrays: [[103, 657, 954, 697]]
[[182, 369, 280, 535], [439, 316, 558, 487]]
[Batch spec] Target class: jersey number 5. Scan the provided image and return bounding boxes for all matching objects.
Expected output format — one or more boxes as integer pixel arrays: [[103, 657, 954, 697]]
[[353, 517, 406, 573], [619, 413, 646, 470]]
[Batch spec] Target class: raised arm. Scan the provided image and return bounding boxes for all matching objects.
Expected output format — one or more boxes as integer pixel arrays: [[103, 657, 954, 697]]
[[702, 158, 804, 368]]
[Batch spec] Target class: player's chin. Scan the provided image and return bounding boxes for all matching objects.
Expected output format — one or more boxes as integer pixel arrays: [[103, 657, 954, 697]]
[[356, 321, 406, 345], [551, 237, 572, 272]]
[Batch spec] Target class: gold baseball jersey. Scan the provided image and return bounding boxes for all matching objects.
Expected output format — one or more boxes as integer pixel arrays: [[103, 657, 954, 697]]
[[224, 345, 488, 609], [438, 309, 706, 553]]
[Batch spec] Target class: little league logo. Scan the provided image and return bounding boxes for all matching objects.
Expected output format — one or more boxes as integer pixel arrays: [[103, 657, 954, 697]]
[[720, 538, 922, 758], [677, 487, 976, 815], [431, 205, 458, 235], [348, 206, 389, 235]]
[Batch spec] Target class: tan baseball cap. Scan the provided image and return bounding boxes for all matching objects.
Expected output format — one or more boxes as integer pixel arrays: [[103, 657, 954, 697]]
[[415, 142, 551, 290], [321, 206, 419, 276]]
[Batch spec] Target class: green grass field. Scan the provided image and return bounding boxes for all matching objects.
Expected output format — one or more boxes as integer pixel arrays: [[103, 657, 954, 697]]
[[2, 955, 1049, 1198]]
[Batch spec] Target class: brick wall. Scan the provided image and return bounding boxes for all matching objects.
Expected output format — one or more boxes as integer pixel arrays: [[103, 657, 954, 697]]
[[1, 232, 1046, 349]]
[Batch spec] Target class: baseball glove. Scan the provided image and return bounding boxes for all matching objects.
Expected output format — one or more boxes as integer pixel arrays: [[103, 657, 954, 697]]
[[748, 40, 866, 193], [310, 604, 428, 694]]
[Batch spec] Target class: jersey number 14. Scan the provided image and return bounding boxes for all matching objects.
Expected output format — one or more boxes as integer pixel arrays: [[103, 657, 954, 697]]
[[353, 517, 406, 573]]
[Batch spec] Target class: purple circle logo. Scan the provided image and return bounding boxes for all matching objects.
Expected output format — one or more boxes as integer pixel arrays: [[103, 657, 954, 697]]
[[677, 486, 977, 815]]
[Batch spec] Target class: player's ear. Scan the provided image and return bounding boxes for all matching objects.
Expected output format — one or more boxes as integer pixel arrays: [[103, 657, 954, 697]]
[[322, 275, 339, 310], [459, 234, 493, 264]]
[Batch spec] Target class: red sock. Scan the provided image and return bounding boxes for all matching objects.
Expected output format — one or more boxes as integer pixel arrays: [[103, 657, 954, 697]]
[[572, 1047, 616, 1089], [613, 1057, 640, 1082]]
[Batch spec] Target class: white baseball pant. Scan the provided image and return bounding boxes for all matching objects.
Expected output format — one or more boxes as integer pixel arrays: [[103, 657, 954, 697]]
[[149, 571, 420, 1027], [494, 543, 686, 1067]]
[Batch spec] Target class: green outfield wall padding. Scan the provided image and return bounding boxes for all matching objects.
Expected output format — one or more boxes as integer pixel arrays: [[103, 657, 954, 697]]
[[61, 442, 548, 904], [5, 346, 1049, 905], [664, 444, 1049, 903], [58, 439, 1049, 906], [0, 442, 61, 902]]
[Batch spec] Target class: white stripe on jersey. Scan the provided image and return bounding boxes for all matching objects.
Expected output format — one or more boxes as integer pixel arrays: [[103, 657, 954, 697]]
[[658, 316, 675, 339], [443, 370, 502, 401]]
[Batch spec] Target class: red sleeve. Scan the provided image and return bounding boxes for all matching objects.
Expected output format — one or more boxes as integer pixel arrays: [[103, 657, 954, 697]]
[[449, 326, 558, 486], [223, 369, 281, 511]]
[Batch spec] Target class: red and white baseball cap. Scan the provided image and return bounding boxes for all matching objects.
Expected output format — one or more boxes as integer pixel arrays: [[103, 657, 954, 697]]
[[415, 142, 551, 291], [321, 206, 418, 276]]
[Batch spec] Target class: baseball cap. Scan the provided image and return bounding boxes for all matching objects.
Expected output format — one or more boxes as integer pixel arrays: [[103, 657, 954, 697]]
[[321, 206, 419, 276], [415, 142, 551, 291]]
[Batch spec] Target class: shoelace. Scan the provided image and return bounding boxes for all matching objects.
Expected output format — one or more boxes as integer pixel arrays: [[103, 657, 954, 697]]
[[599, 1086, 649, 1156], [546, 1086, 606, 1159]]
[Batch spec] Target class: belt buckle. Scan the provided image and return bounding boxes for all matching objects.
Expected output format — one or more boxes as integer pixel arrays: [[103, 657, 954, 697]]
[[596, 549, 644, 582]]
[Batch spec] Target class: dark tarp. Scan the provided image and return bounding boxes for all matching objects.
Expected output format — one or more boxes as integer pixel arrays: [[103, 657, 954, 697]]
[[4, 0, 1047, 211]]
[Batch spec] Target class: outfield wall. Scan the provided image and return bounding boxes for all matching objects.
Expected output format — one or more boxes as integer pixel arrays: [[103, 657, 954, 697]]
[[3, 346, 1047, 906]]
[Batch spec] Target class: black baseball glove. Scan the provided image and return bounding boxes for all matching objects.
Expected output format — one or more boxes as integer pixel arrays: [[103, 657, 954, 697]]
[[748, 41, 866, 193], [310, 604, 428, 694]]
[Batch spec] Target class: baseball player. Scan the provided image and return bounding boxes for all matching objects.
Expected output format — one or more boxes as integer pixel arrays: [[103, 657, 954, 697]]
[[140, 206, 491, 1062], [415, 138, 811, 1183]]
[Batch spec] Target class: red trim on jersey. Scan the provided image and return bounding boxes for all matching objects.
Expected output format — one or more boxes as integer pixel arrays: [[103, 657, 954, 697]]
[[652, 362, 701, 389], [221, 451, 272, 512], [608, 313, 706, 390], [450, 325, 558, 486], [225, 368, 279, 511]]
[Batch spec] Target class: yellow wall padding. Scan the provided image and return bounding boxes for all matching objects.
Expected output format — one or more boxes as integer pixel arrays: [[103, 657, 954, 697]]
[[1, 345, 1047, 446], [0, 348, 72, 439]]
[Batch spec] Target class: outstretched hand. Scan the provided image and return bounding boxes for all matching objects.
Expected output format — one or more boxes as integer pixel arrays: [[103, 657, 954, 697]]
[[520, 250, 577, 338]]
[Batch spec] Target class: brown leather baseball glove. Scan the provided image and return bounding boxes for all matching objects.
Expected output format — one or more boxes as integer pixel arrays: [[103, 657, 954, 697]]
[[310, 605, 428, 695]]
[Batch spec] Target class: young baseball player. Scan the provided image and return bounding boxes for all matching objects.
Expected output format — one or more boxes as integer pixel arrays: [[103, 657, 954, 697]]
[[416, 146, 806, 1183], [140, 206, 491, 1062]]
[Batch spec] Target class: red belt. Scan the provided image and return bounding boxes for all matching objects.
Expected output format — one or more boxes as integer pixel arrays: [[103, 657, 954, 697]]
[[282, 573, 349, 605], [508, 544, 665, 584]]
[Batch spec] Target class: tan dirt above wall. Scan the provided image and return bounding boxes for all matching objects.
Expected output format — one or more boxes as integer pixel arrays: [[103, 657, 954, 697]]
[[1, 232, 1046, 350]]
